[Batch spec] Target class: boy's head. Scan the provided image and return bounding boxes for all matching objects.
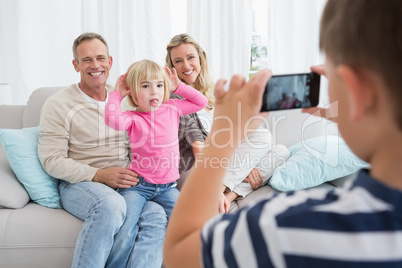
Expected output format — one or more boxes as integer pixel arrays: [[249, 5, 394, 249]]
[[320, 0, 402, 128], [126, 60, 170, 108], [320, 0, 402, 162]]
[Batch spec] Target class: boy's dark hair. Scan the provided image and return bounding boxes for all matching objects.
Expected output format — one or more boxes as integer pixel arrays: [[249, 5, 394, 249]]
[[72, 32, 109, 62], [320, 0, 402, 129]]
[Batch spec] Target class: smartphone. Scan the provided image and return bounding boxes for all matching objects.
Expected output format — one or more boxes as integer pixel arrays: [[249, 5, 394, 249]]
[[260, 72, 320, 111]]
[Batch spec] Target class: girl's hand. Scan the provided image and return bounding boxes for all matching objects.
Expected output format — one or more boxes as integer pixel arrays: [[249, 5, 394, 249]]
[[115, 73, 131, 98], [165, 67, 181, 92]]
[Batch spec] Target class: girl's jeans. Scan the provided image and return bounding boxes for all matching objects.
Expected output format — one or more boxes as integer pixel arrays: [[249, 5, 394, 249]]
[[108, 176, 180, 267], [59, 180, 167, 268]]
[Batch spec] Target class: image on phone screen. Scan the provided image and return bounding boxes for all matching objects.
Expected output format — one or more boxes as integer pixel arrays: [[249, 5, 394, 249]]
[[261, 72, 320, 112]]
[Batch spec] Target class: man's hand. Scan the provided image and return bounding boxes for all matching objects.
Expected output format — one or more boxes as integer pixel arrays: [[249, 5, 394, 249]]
[[93, 167, 139, 189], [243, 167, 263, 190]]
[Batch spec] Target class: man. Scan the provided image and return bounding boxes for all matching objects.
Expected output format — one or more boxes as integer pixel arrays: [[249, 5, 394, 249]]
[[164, 0, 402, 267], [38, 32, 166, 268]]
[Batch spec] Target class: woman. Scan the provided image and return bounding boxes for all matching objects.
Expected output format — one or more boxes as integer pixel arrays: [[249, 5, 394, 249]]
[[166, 34, 289, 213]]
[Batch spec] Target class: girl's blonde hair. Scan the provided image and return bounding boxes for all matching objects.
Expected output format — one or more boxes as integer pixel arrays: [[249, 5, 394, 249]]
[[126, 60, 170, 108], [165, 34, 215, 110]]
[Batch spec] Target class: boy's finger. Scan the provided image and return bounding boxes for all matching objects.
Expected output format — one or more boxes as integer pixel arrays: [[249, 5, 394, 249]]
[[228, 74, 246, 92], [214, 79, 228, 100]]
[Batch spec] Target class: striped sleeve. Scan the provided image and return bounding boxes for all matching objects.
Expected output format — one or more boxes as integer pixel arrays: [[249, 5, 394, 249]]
[[201, 170, 402, 267]]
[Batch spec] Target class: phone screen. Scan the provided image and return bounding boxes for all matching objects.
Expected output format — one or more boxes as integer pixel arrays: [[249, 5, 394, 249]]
[[261, 72, 320, 111]]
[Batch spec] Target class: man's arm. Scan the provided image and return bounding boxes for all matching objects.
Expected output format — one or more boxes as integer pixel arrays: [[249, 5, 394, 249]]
[[38, 90, 138, 188], [164, 69, 271, 268]]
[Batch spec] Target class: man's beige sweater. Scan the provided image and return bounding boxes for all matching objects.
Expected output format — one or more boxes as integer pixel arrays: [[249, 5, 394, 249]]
[[38, 84, 130, 183]]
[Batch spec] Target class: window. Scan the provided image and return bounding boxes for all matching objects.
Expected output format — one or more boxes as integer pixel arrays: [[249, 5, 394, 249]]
[[250, 0, 268, 76]]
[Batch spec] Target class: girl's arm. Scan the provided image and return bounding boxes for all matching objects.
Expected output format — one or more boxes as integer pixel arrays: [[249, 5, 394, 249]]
[[165, 67, 208, 115], [103, 74, 132, 131], [172, 83, 208, 115], [163, 69, 271, 268]]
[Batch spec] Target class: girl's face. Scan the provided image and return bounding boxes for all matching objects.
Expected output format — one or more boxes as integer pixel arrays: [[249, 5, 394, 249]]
[[135, 78, 165, 112], [170, 43, 201, 86]]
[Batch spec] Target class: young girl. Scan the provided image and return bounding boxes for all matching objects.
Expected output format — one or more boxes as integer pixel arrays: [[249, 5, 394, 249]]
[[103, 59, 207, 253]]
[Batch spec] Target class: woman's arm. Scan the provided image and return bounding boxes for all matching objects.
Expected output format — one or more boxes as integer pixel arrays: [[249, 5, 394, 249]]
[[163, 69, 272, 268]]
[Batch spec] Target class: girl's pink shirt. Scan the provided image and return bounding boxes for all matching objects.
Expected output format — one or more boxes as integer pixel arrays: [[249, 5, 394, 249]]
[[104, 82, 208, 184]]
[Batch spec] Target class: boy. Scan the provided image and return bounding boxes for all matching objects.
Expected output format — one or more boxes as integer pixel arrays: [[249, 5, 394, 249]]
[[164, 0, 402, 267]]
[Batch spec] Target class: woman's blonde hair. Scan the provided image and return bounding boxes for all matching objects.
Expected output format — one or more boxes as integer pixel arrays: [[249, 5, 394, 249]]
[[126, 60, 170, 108], [165, 34, 215, 109]]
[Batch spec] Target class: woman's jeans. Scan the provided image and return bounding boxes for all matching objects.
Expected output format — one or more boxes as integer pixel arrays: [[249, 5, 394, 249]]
[[107, 177, 180, 267], [58, 180, 167, 268]]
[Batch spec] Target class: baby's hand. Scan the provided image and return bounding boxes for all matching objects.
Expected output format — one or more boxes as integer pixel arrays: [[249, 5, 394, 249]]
[[165, 67, 181, 92], [115, 73, 131, 98]]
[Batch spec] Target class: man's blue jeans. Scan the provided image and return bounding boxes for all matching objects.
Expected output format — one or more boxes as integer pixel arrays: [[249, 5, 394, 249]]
[[107, 177, 180, 267], [58, 180, 167, 268]]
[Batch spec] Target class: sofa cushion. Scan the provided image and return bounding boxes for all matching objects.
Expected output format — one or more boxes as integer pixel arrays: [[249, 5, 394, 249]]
[[268, 135, 369, 191], [0, 127, 61, 208], [0, 144, 30, 209], [0, 202, 82, 268]]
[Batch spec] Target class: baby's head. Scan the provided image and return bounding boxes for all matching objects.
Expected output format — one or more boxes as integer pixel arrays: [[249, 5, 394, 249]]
[[126, 60, 171, 108]]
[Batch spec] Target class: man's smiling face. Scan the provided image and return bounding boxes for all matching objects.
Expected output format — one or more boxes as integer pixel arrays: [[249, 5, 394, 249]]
[[73, 38, 112, 90]]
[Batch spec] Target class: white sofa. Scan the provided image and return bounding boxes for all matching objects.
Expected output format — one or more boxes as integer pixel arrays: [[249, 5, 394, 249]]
[[0, 87, 354, 268]]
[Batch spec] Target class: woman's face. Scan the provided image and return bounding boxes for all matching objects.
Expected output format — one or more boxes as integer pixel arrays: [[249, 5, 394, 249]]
[[170, 43, 201, 86]]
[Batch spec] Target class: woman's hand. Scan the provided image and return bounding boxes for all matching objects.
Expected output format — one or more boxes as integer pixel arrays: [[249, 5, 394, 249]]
[[218, 192, 230, 214], [191, 141, 205, 158], [243, 168, 263, 190], [165, 66, 181, 92], [114, 73, 131, 98]]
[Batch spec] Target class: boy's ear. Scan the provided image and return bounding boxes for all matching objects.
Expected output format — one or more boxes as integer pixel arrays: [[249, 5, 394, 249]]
[[337, 65, 376, 123]]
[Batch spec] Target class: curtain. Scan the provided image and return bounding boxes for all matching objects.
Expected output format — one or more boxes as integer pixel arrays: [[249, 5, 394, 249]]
[[0, 0, 171, 104], [266, 0, 329, 105], [187, 0, 253, 83]]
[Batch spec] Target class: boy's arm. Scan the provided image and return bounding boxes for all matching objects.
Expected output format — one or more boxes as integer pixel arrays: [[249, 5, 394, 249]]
[[163, 69, 272, 268]]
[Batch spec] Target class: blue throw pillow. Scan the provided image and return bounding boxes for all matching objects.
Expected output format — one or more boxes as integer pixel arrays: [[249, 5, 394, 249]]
[[268, 135, 369, 192], [0, 126, 61, 208]]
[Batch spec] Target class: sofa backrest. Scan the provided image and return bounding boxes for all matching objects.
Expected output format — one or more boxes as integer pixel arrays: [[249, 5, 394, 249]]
[[265, 109, 338, 147], [23, 87, 65, 128]]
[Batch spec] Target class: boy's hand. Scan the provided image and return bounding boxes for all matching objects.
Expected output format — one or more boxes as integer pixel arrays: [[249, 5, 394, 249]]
[[115, 73, 131, 98], [165, 67, 181, 92], [210, 69, 272, 148], [302, 65, 338, 122]]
